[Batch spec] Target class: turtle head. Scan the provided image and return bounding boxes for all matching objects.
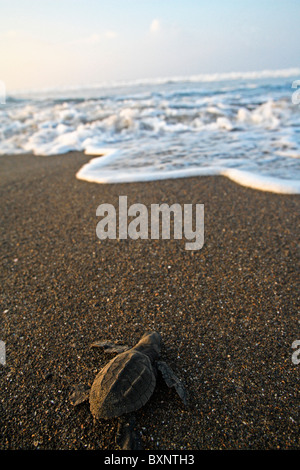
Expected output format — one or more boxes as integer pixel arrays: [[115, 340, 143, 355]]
[[134, 331, 162, 361], [141, 331, 162, 346]]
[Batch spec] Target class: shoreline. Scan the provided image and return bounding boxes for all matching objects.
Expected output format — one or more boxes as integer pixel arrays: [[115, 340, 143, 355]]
[[0, 152, 299, 450], [76, 151, 300, 194]]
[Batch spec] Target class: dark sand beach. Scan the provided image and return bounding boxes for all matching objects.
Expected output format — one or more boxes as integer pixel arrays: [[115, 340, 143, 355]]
[[0, 151, 299, 450]]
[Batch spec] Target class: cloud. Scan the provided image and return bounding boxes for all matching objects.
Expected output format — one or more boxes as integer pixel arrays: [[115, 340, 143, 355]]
[[68, 31, 117, 46], [104, 30, 117, 39], [1, 29, 21, 39], [150, 19, 161, 34], [78, 33, 101, 45]]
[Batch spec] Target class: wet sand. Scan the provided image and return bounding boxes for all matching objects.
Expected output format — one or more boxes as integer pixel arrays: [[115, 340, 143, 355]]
[[0, 151, 299, 450]]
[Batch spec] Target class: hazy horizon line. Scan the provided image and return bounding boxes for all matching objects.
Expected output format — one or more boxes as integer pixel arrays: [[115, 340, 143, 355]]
[[6, 66, 300, 97]]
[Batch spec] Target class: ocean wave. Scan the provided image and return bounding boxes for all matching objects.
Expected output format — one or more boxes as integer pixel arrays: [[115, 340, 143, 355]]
[[1, 71, 300, 194], [75, 149, 300, 194]]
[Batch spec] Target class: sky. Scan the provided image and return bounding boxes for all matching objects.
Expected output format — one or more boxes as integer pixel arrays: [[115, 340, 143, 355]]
[[0, 0, 299, 92]]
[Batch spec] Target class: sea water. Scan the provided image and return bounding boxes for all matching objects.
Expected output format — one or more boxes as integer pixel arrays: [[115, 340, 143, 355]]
[[1, 68, 300, 193]]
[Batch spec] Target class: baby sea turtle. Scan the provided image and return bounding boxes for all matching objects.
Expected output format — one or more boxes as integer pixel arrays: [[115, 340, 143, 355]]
[[70, 331, 187, 449]]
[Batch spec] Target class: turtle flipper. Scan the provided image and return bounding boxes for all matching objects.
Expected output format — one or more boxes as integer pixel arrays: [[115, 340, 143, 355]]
[[157, 360, 188, 406], [90, 340, 129, 354], [70, 384, 90, 406], [116, 414, 143, 450]]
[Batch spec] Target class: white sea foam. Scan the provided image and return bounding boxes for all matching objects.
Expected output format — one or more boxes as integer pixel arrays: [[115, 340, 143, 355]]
[[221, 168, 300, 194], [76, 150, 300, 194], [2, 69, 300, 194]]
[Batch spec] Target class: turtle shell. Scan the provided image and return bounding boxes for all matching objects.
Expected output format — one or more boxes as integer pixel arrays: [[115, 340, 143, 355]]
[[89, 348, 156, 419]]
